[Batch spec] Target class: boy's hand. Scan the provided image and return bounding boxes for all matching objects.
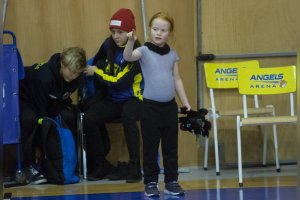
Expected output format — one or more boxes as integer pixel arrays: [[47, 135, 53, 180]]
[[83, 65, 97, 76]]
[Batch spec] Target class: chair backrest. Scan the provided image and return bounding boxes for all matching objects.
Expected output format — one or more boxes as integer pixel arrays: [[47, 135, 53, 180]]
[[204, 60, 259, 89], [237, 65, 296, 117], [204, 60, 260, 113]]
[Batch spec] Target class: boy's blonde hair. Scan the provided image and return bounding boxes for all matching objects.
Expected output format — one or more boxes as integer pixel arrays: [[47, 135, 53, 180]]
[[61, 47, 86, 74]]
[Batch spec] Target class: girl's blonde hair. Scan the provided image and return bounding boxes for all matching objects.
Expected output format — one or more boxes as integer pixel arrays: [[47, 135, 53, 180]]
[[61, 47, 86, 74], [148, 12, 174, 32]]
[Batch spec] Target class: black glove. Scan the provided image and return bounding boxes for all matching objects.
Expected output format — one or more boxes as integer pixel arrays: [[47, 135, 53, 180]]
[[178, 107, 211, 137]]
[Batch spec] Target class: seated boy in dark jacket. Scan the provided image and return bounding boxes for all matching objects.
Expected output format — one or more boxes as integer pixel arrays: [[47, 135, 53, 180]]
[[19, 47, 86, 184]]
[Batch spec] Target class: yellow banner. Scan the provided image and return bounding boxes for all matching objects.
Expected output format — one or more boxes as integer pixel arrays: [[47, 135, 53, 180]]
[[238, 66, 296, 95], [204, 60, 259, 89]]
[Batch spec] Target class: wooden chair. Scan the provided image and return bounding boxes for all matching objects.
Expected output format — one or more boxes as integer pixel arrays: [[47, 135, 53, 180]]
[[203, 60, 275, 175], [236, 65, 297, 186]]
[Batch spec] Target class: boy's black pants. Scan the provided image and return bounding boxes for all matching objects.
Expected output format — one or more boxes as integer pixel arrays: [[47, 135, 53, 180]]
[[83, 98, 141, 168]]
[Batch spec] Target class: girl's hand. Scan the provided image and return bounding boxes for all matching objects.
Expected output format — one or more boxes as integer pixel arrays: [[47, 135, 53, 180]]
[[84, 65, 97, 76], [127, 29, 137, 41], [183, 104, 192, 111]]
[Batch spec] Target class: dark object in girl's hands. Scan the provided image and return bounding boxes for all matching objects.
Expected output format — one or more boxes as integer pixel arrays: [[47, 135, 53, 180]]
[[178, 107, 211, 137]]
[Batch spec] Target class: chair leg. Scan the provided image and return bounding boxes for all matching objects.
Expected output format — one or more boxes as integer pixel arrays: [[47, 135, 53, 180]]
[[236, 116, 243, 187], [209, 89, 220, 175], [79, 112, 87, 179], [262, 126, 268, 167], [272, 123, 280, 172], [212, 116, 220, 175], [203, 136, 209, 170], [14, 143, 25, 184], [76, 114, 82, 176], [17, 143, 22, 172]]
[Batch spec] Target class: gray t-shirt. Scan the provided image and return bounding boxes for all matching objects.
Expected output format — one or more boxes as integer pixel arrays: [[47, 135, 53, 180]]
[[137, 46, 179, 102]]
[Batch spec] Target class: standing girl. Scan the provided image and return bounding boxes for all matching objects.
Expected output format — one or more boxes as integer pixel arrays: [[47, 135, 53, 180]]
[[124, 12, 191, 197]]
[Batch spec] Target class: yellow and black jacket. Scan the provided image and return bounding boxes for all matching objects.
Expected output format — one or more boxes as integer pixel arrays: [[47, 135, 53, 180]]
[[92, 38, 144, 102]]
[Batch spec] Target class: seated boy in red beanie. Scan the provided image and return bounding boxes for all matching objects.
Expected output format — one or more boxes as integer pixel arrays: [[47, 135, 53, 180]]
[[83, 8, 144, 183]]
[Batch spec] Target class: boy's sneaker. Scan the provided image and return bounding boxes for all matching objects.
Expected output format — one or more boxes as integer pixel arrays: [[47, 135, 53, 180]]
[[106, 161, 128, 181], [87, 160, 116, 181], [87, 166, 108, 181], [25, 166, 47, 185], [126, 160, 142, 183], [144, 182, 160, 197], [164, 181, 185, 196]]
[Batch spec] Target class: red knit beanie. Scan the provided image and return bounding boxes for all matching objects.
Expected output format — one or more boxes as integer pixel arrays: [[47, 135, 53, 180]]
[[109, 8, 136, 32]]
